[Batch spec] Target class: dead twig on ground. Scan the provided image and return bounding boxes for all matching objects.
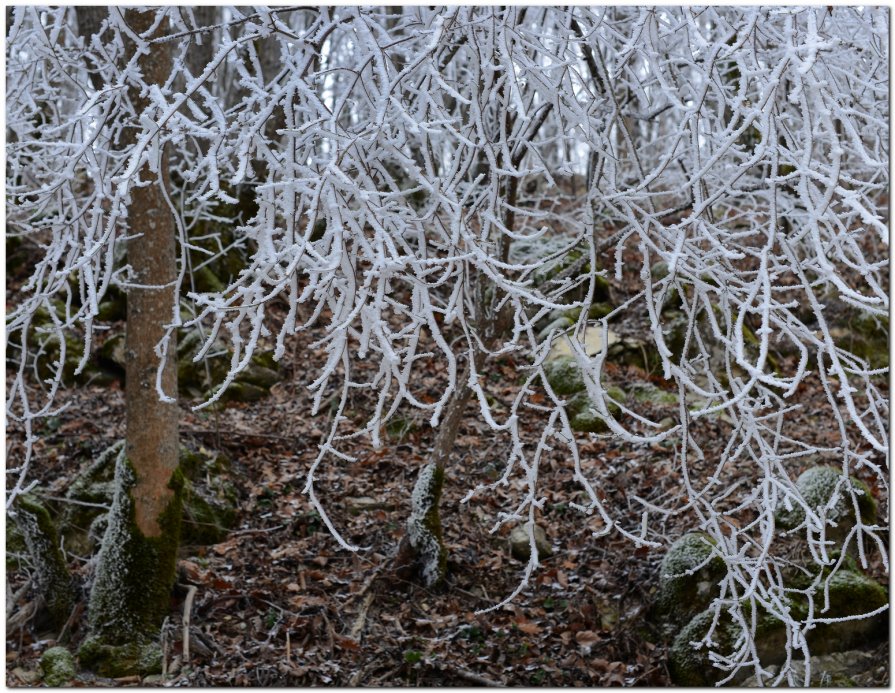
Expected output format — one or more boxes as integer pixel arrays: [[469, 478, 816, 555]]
[[431, 661, 505, 687], [182, 584, 198, 663]]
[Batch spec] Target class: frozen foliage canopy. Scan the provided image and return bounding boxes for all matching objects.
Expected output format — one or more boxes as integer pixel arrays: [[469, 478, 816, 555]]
[[6, 6, 889, 684]]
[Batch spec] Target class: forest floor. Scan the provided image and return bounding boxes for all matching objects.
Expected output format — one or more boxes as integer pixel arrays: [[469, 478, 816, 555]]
[[6, 244, 890, 687]]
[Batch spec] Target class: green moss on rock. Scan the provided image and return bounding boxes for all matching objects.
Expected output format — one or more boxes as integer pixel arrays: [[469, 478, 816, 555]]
[[222, 381, 269, 402], [181, 482, 238, 545], [669, 571, 888, 686], [654, 532, 726, 626], [40, 646, 76, 686], [567, 388, 624, 433], [96, 291, 127, 323], [669, 609, 737, 686], [543, 356, 586, 396], [606, 337, 663, 372], [807, 570, 888, 654], [97, 333, 126, 371], [829, 311, 889, 370], [631, 382, 678, 405], [61, 441, 122, 556], [776, 466, 877, 539], [65, 443, 236, 554], [537, 316, 574, 343], [669, 604, 788, 686], [236, 363, 280, 389], [79, 637, 162, 678]]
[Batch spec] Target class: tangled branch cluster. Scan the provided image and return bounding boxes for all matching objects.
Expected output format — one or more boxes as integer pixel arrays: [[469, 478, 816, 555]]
[[6, 7, 888, 683]]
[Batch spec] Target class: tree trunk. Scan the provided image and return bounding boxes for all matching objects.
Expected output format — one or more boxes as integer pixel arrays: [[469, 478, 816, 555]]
[[395, 347, 490, 587], [80, 9, 182, 677], [395, 365, 478, 587], [75, 7, 109, 91]]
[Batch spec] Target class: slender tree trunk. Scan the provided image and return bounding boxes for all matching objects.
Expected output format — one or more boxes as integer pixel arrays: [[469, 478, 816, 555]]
[[80, 9, 182, 677], [395, 357, 481, 587], [395, 10, 539, 586], [121, 13, 179, 540]]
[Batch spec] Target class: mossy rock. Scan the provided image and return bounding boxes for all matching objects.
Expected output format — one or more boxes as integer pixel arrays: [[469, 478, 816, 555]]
[[177, 331, 280, 401], [533, 250, 612, 304], [61, 442, 122, 556], [630, 382, 678, 406], [546, 302, 614, 327], [668, 608, 739, 686], [509, 524, 552, 562], [181, 482, 238, 546], [742, 649, 877, 687], [543, 356, 586, 396], [175, 330, 230, 392], [829, 312, 889, 369], [567, 388, 624, 433], [23, 302, 102, 385], [851, 311, 888, 339], [221, 381, 269, 402], [806, 570, 888, 654], [192, 263, 227, 294], [661, 311, 690, 361], [654, 532, 726, 627], [669, 605, 788, 686], [78, 637, 162, 678], [236, 363, 280, 389], [6, 233, 31, 277], [33, 332, 97, 384], [175, 446, 237, 545], [39, 646, 76, 686], [26, 321, 111, 386], [587, 302, 614, 320], [178, 445, 231, 481], [184, 204, 252, 295], [250, 350, 279, 371], [775, 466, 877, 540], [660, 306, 779, 375], [606, 337, 662, 372], [670, 571, 887, 686]]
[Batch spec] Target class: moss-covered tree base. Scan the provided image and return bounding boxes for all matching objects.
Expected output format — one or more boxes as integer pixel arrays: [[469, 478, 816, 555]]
[[14, 494, 75, 630], [78, 637, 162, 678], [83, 448, 182, 674], [400, 462, 448, 588]]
